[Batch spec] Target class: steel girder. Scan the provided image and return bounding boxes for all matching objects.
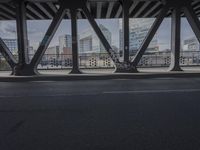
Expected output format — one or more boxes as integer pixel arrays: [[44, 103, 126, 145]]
[[1, 0, 200, 20]]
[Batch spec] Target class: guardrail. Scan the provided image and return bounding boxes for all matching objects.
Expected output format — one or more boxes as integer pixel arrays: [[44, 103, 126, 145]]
[[0, 51, 200, 71]]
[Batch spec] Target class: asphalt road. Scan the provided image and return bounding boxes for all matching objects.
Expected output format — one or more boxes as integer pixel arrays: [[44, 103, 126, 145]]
[[1, 78, 200, 150]]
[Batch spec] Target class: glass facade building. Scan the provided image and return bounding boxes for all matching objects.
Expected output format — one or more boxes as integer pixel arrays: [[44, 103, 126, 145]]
[[79, 24, 112, 54], [119, 18, 159, 55]]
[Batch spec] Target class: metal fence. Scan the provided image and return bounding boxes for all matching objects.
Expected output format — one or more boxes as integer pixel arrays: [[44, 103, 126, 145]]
[[0, 51, 200, 71]]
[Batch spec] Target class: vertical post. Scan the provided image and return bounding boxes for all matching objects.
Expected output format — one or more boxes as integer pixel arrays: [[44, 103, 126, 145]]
[[70, 9, 81, 74], [169, 7, 182, 71], [122, 0, 130, 63], [16, 0, 29, 65]]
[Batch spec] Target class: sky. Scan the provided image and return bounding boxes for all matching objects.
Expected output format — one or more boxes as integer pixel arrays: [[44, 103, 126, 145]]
[[0, 18, 196, 51]]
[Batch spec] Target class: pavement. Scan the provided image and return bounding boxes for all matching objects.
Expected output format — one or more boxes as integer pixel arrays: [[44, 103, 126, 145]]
[[1, 78, 200, 149]]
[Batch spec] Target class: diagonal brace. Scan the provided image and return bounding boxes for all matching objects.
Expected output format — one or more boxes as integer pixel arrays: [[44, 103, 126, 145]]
[[81, 4, 120, 64], [0, 38, 17, 68], [30, 6, 66, 67], [131, 5, 169, 66], [183, 4, 200, 43]]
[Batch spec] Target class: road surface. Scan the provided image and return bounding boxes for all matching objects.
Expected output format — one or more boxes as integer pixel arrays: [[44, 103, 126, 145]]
[[0, 78, 200, 150]]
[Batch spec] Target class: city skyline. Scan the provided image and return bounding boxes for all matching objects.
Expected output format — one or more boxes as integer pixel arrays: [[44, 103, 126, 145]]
[[0, 18, 198, 52]]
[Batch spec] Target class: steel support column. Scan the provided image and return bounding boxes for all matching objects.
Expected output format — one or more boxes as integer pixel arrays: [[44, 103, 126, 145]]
[[82, 3, 138, 73], [30, 6, 66, 73], [69, 9, 81, 74], [122, 0, 130, 63], [131, 5, 169, 67], [169, 8, 182, 71], [13, 0, 30, 75], [114, 0, 138, 73]]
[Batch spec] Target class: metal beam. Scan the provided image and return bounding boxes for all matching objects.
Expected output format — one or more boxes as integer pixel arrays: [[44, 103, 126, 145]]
[[87, 2, 91, 12], [0, 4, 15, 16], [97, 2, 102, 18], [152, 9, 162, 17], [70, 9, 81, 74], [0, 38, 17, 68], [30, 6, 66, 67], [143, 1, 161, 17], [183, 3, 200, 43], [34, 2, 53, 18], [115, 4, 122, 18], [122, 0, 130, 63], [46, 2, 57, 13], [169, 7, 182, 71], [131, 5, 169, 66], [129, 1, 139, 15], [26, 12, 36, 20], [134, 1, 150, 17], [66, 9, 71, 19], [77, 11, 82, 19], [82, 4, 120, 64], [0, 11, 14, 19], [106, 2, 114, 18], [16, 1, 29, 64], [27, 3, 45, 19]]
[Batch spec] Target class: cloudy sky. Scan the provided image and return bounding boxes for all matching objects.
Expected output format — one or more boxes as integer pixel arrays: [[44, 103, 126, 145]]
[[0, 18, 196, 51]]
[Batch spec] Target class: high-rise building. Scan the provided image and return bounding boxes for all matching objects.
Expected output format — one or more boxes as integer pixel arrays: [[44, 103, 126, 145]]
[[119, 18, 159, 55], [79, 24, 112, 54], [59, 34, 72, 54], [3, 39, 18, 54]]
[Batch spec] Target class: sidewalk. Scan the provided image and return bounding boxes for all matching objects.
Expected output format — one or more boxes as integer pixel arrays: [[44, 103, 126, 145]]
[[0, 67, 200, 82]]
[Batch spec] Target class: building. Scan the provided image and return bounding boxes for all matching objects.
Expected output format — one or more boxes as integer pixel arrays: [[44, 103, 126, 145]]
[[119, 18, 159, 55], [79, 24, 112, 54], [62, 47, 72, 59], [3, 39, 18, 54], [2, 39, 34, 57], [59, 35, 72, 55], [45, 46, 59, 59], [183, 36, 199, 51]]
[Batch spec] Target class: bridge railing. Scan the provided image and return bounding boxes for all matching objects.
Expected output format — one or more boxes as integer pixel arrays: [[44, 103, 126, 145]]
[[0, 51, 200, 71]]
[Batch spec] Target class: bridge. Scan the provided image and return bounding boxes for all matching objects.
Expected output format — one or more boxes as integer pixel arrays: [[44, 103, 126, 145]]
[[1, 0, 200, 150], [0, 0, 200, 76]]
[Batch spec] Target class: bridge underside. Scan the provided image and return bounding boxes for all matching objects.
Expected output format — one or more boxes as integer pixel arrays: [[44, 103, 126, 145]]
[[0, 0, 200, 76], [1, 0, 200, 20]]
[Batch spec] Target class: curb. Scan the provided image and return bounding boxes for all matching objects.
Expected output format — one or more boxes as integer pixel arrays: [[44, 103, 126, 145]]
[[0, 72, 200, 82]]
